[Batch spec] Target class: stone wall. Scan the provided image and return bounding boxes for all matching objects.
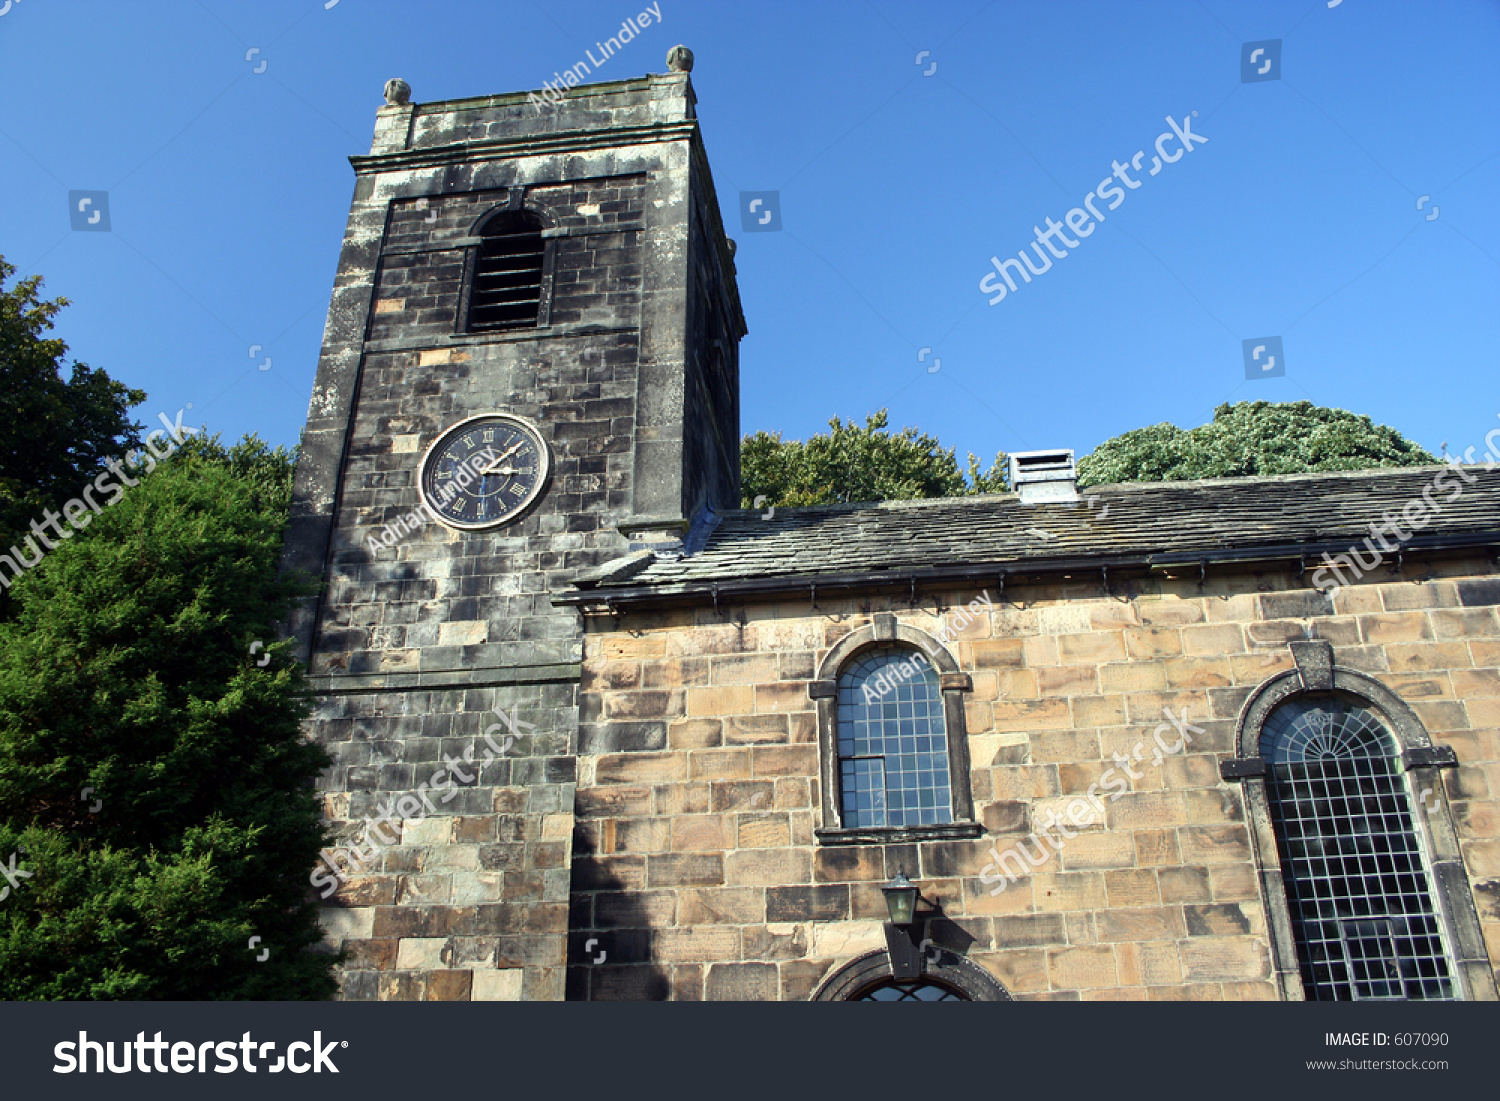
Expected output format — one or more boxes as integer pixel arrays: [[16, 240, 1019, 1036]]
[[298, 159, 649, 999], [568, 556, 1500, 999]]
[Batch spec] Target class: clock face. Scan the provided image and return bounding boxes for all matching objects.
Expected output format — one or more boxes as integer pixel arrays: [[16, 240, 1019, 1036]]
[[417, 413, 551, 530]]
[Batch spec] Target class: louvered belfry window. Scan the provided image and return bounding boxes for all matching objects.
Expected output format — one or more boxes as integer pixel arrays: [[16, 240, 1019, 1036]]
[[468, 211, 545, 331], [1260, 694, 1457, 1000]]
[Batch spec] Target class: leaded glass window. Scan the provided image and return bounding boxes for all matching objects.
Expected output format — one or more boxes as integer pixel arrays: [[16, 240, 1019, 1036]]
[[1260, 693, 1457, 1000], [836, 646, 952, 828], [856, 980, 966, 1001]]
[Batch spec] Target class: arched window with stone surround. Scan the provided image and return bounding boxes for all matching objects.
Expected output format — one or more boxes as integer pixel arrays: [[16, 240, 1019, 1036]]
[[1223, 639, 1496, 1002], [1259, 693, 1456, 1000], [808, 613, 981, 845], [836, 646, 952, 828]]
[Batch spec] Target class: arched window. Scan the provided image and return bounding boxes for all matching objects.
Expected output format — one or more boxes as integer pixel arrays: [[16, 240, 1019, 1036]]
[[836, 646, 952, 828], [809, 614, 979, 844], [812, 947, 1011, 1001], [467, 210, 547, 332], [856, 979, 966, 1001], [1260, 692, 1457, 1000]]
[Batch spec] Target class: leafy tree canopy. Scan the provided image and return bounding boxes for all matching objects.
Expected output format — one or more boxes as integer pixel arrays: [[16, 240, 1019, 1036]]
[[0, 434, 337, 999], [741, 409, 1008, 508], [0, 256, 145, 570], [742, 401, 1435, 507], [1077, 401, 1437, 487]]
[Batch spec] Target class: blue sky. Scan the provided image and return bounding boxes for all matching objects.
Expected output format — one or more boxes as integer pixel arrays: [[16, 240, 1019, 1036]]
[[2, 0, 1497, 470]]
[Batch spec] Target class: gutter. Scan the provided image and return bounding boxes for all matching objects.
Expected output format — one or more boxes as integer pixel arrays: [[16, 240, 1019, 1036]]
[[552, 531, 1500, 611]]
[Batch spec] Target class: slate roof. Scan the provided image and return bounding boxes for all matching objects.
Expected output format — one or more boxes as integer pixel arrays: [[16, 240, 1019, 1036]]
[[565, 465, 1500, 601]]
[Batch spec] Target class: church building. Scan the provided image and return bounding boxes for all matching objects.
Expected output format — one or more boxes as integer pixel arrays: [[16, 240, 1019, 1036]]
[[283, 50, 1500, 1002]]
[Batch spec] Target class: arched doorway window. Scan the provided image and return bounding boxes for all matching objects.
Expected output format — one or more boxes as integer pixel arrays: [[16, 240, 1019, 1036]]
[[854, 979, 967, 1001], [812, 948, 1011, 1002]]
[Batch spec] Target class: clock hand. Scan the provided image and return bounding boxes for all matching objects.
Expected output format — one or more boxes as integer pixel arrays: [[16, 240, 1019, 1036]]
[[482, 442, 524, 472]]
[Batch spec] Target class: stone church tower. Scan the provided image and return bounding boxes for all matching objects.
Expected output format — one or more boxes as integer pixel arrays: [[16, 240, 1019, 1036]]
[[282, 49, 745, 1000]]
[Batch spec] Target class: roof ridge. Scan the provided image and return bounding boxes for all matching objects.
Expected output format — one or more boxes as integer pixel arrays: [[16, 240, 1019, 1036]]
[[724, 463, 1491, 518]]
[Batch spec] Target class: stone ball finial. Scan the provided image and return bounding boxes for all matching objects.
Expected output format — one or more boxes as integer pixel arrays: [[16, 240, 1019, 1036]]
[[666, 45, 694, 73], [384, 78, 411, 106]]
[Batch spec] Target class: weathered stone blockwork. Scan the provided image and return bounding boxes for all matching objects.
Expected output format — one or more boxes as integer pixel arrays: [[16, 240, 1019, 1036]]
[[569, 558, 1500, 1000], [283, 69, 745, 1000]]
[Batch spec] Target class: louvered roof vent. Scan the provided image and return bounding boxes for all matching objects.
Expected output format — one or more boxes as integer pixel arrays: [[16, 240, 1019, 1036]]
[[1010, 449, 1079, 504]]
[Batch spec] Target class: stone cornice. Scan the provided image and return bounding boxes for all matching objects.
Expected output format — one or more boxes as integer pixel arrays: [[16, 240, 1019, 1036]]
[[304, 661, 581, 695], [349, 120, 701, 175]]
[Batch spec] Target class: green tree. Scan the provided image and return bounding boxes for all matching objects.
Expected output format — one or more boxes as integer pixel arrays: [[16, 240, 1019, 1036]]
[[741, 409, 1008, 508], [0, 434, 338, 999], [1076, 401, 1437, 487], [0, 256, 145, 577]]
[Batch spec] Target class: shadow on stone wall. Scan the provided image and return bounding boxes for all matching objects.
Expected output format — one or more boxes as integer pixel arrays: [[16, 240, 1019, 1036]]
[[565, 823, 671, 1000]]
